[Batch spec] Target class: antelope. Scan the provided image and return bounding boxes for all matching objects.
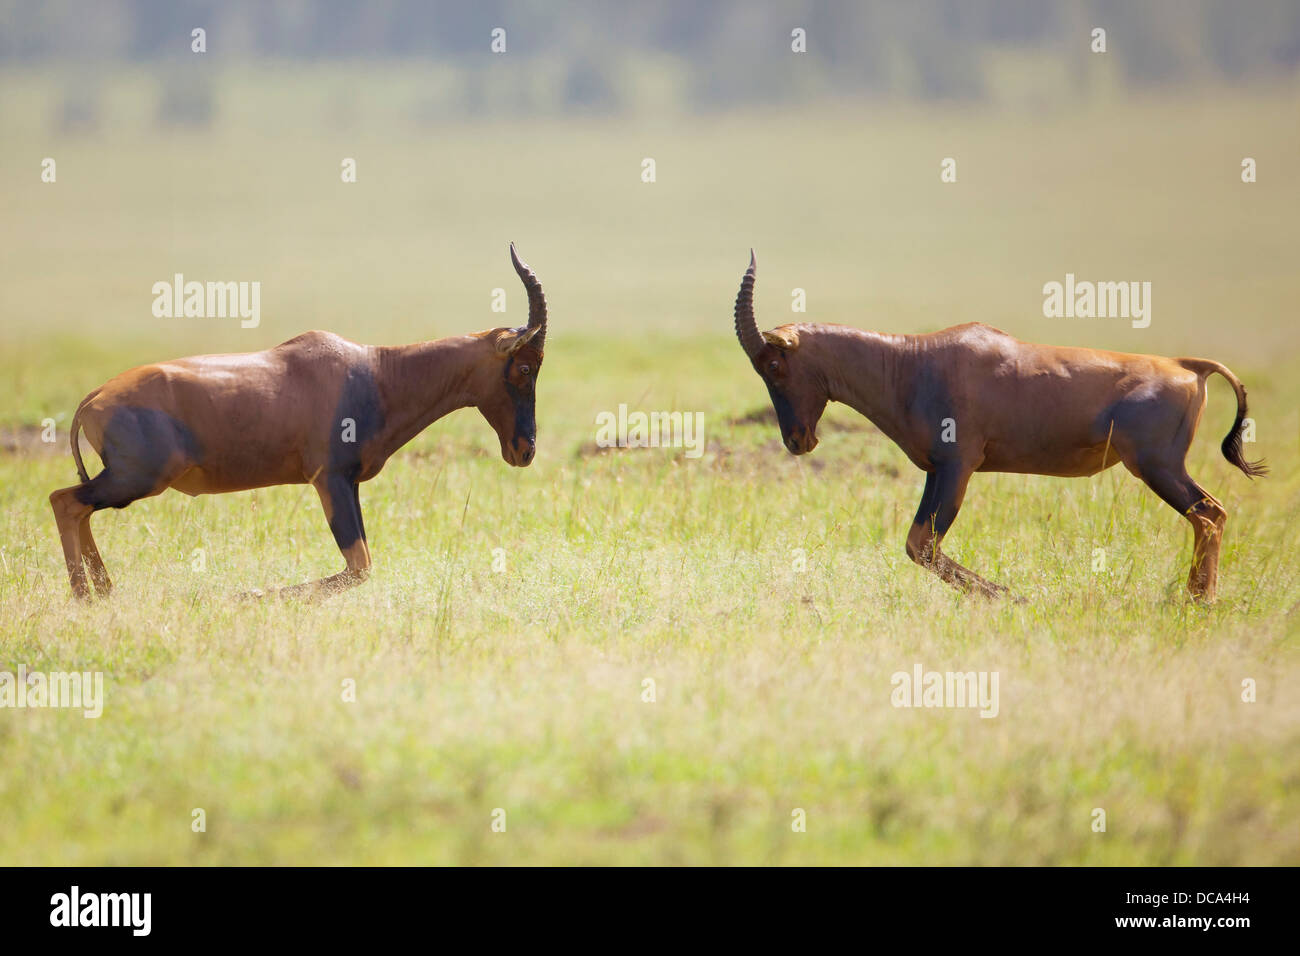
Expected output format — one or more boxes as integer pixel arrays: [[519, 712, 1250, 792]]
[[50, 244, 549, 601], [732, 252, 1265, 602]]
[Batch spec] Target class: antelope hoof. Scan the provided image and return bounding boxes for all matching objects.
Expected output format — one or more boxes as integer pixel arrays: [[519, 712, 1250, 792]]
[[975, 580, 1018, 602]]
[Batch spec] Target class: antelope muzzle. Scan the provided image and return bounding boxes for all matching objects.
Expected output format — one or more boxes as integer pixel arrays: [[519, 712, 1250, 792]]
[[504, 431, 536, 467], [783, 425, 819, 456], [765, 384, 819, 455]]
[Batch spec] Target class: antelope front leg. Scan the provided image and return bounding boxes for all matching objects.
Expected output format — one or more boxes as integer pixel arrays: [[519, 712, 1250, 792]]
[[904, 465, 1008, 599], [242, 474, 372, 602]]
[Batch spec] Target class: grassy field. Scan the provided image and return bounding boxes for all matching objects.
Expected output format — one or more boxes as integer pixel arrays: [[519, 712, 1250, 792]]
[[1, 73, 1298, 864]]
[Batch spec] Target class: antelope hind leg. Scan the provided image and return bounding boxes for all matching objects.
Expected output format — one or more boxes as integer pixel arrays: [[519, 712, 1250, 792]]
[[1132, 462, 1227, 602], [50, 486, 93, 600], [79, 513, 113, 596]]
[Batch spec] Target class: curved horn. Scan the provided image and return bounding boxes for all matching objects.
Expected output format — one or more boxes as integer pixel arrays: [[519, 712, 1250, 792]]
[[733, 249, 763, 360], [510, 242, 547, 352]]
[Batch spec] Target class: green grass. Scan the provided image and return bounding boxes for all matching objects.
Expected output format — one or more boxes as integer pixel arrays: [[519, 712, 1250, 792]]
[[0, 73, 1297, 864]]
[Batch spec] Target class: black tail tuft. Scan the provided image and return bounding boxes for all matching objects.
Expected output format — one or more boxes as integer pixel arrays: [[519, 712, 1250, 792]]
[[1222, 409, 1267, 478]]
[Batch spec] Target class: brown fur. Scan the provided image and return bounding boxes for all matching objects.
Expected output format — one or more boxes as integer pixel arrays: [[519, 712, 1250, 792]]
[[733, 254, 1265, 602], [51, 245, 548, 601]]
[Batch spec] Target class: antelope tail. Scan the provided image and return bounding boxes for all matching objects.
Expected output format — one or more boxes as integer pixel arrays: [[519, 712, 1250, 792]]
[[69, 390, 100, 483], [1180, 358, 1268, 479]]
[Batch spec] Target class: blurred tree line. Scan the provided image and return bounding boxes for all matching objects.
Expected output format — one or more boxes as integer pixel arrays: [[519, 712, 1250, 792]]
[[2, 0, 1298, 123]]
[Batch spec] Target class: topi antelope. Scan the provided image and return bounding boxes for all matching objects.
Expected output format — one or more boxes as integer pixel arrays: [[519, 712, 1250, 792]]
[[732, 251, 1265, 602], [50, 243, 549, 601]]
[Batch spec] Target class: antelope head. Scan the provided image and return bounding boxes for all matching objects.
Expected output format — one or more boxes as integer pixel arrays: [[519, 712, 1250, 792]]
[[478, 243, 548, 467], [733, 250, 825, 455]]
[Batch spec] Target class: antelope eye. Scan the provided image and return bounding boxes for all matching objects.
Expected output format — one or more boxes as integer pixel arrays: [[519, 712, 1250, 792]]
[[767, 360, 780, 373], [518, 364, 531, 376]]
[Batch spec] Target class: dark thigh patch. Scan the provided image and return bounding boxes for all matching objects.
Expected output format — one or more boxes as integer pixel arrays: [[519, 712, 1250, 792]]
[[76, 407, 201, 507], [101, 406, 201, 477], [1099, 389, 1188, 447]]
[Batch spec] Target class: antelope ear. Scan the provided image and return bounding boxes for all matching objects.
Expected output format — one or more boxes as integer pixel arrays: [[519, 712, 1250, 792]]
[[495, 326, 540, 354], [762, 328, 800, 350]]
